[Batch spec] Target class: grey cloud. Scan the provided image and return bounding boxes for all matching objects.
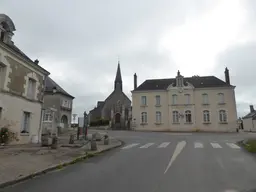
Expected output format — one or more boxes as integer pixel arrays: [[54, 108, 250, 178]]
[[0, 0, 222, 116]]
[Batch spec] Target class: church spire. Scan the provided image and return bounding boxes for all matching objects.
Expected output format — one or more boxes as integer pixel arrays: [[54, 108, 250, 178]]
[[114, 60, 122, 91]]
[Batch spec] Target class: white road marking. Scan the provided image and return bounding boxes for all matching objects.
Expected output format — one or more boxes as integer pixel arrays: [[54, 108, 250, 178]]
[[226, 143, 240, 149], [158, 142, 170, 148], [139, 143, 154, 148], [194, 142, 203, 148], [211, 143, 222, 148], [121, 143, 139, 149], [164, 141, 186, 174]]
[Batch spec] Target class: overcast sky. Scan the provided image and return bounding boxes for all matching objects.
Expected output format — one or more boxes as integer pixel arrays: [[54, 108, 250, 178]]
[[1, 0, 255, 118]]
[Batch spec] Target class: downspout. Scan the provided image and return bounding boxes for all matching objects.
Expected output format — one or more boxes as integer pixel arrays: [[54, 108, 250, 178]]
[[38, 75, 47, 143]]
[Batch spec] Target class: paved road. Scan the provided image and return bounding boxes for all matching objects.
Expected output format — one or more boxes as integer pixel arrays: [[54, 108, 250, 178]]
[[2, 131, 256, 192]]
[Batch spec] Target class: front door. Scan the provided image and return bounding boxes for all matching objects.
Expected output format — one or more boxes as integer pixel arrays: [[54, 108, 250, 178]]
[[115, 113, 121, 129]]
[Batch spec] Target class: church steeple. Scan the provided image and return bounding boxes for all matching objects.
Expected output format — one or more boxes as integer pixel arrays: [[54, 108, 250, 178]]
[[114, 61, 122, 91]]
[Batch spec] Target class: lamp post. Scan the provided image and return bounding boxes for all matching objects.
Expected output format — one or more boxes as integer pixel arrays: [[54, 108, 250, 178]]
[[83, 111, 88, 140]]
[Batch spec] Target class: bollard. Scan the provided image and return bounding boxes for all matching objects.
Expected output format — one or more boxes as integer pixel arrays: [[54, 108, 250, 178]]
[[90, 138, 97, 151], [51, 135, 58, 149], [104, 134, 109, 145], [69, 134, 75, 144]]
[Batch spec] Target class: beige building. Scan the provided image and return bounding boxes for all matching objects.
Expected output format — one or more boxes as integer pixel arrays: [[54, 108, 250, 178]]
[[242, 105, 256, 132], [131, 68, 237, 132], [0, 14, 50, 143]]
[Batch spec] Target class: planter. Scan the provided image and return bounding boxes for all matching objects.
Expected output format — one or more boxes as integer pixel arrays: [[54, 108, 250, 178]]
[[41, 137, 52, 146]]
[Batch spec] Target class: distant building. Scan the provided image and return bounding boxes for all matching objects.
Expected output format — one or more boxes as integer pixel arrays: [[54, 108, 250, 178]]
[[43, 76, 75, 133], [242, 105, 256, 132], [0, 14, 50, 143], [131, 68, 238, 132], [89, 61, 132, 129]]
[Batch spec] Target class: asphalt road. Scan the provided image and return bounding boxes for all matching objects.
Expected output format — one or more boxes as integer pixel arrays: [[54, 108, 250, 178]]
[[2, 131, 256, 192]]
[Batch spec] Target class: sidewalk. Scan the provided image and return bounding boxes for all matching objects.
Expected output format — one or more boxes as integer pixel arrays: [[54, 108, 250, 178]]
[[0, 135, 122, 188]]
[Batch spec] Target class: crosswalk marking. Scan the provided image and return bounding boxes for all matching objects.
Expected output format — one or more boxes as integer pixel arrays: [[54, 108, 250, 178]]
[[121, 142, 241, 150], [226, 143, 240, 149], [194, 142, 203, 148], [121, 143, 139, 149], [139, 143, 154, 148], [211, 143, 222, 148], [158, 142, 170, 148]]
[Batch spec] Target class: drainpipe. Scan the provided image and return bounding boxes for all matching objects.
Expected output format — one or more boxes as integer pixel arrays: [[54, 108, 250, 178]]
[[38, 75, 47, 143]]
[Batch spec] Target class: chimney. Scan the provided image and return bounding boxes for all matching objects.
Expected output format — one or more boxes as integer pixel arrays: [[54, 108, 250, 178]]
[[134, 73, 137, 90], [224, 67, 230, 85], [34, 59, 39, 65], [250, 105, 254, 113]]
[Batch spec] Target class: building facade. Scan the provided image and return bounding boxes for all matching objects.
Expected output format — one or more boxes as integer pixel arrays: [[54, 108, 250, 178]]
[[0, 14, 50, 143], [43, 76, 74, 134], [242, 105, 256, 132], [89, 62, 132, 129], [132, 68, 237, 132]]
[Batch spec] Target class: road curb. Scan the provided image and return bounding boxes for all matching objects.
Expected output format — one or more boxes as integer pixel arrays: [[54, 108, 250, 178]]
[[0, 139, 123, 189]]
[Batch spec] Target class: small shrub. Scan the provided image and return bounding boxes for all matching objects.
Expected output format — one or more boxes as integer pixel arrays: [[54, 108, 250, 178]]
[[0, 127, 9, 144], [90, 119, 109, 127]]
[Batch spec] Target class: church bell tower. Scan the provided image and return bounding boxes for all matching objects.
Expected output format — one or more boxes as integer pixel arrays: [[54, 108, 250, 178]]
[[114, 61, 123, 91]]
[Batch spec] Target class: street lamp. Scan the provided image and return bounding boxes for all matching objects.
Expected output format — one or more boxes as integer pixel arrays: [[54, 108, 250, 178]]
[[84, 111, 88, 140]]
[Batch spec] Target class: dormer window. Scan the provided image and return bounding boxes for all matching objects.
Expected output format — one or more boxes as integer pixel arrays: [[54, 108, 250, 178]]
[[176, 70, 184, 87]]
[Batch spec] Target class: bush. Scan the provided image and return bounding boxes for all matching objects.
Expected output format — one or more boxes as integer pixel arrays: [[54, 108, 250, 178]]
[[0, 127, 9, 144], [90, 119, 109, 127]]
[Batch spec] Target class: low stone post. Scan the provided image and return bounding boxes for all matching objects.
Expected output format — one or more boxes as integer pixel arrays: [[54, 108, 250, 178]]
[[90, 133, 97, 151], [104, 134, 109, 145], [51, 135, 58, 149], [69, 134, 74, 144]]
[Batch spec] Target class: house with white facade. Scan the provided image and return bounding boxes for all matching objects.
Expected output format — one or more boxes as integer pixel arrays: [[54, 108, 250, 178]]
[[131, 68, 237, 132], [0, 14, 50, 143], [242, 105, 256, 132]]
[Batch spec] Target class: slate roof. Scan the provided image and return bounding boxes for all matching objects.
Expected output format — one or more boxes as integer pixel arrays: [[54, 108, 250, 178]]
[[45, 76, 74, 99], [133, 76, 233, 91], [243, 111, 256, 119]]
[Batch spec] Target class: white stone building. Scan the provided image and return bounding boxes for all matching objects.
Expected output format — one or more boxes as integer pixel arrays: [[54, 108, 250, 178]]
[[0, 14, 50, 144], [131, 68, 237, 132]]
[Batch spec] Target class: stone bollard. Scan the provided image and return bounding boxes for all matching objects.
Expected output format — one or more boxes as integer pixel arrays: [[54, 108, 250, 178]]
[[69, 134, 75, 144], [104, 134, 109, 145], [90, 133, 97, 151], [51, 135, 58, 149]]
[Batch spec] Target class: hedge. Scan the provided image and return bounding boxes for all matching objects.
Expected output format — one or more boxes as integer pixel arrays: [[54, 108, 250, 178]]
[[90, 119, 109, 127]]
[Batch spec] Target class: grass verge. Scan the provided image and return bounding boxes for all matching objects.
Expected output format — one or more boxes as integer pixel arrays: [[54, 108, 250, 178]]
[[239, 139, 256, 153]]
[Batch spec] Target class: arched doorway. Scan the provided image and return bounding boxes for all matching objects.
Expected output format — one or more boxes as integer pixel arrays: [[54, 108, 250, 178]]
[[115, 113, 121, 123], [61, 115, 68, 129]]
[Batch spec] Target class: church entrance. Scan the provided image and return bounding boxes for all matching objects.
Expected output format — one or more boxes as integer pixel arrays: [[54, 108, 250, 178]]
[[115, 113, 121, 129], [115, 113, 121, 123]]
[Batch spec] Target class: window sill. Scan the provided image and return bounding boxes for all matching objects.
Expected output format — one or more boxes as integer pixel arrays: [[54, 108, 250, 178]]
[[202, 103, 209, 106], [218, 103, 226, 105], [20, 133, 29, 136], [140, 105, 148, 107], [155, 123, 163, 125], [155, 105, 161, 107], [203, 122, 211, 124], [140, 123, 148, 125], [219, 122, 228, 124], [184, 122, 193, 124], [172, 122, 180, 124]]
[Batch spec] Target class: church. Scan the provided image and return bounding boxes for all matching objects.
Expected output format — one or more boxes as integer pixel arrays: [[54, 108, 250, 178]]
[[89, 62, 132, 129]]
